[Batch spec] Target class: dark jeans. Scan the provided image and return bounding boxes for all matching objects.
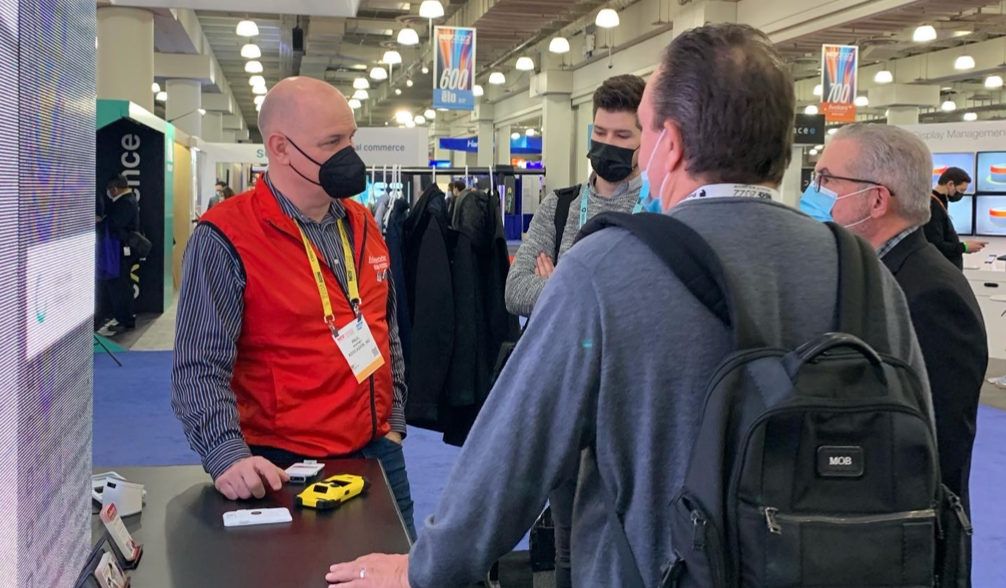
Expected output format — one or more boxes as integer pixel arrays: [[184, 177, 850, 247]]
[[99, 263, 135, 329], [550, 478, 576, 588], [250, 436, 417, 541]]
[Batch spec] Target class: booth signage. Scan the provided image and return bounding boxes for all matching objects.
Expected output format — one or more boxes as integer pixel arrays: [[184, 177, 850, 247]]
[[821, 45, 858, 123], [433, 26, 476, 111], [793, 114, 826, 146]]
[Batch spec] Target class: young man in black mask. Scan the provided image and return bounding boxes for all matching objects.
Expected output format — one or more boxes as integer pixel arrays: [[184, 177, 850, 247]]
[[505, 74, 647, 318], [503, 73, 645, 588], [925, 167, 986, 269]]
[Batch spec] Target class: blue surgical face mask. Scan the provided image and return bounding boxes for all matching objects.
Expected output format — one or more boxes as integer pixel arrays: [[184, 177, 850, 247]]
[[799, 183, 874, 224], [635, 129, 668, 214]]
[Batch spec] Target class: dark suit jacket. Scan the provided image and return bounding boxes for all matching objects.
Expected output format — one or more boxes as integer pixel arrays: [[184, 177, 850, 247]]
[[922, 191, 965, 270], [882, 229, 987, 503]]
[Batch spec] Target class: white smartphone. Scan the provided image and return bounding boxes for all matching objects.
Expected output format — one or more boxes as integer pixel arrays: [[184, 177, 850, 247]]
[[986, 253, 997, 264], [285, 460, 324, 484], [223, 507, 292, 528]]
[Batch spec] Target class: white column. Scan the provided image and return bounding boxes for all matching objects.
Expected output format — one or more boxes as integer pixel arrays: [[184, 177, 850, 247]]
[[887, 107, 920, 126], [221, 130, 237, 143], [202, 112, 223, 142], [166, 79, 202, 138], [542, 93, 572, 191], [496, 124, 512, 165], [97, 7, 154, 111], [476, 120, 494, 168], [780, 146, 804, 208]]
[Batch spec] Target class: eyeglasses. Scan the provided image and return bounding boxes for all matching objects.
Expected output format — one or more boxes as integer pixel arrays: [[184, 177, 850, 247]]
[[811, 171, 893, 196]]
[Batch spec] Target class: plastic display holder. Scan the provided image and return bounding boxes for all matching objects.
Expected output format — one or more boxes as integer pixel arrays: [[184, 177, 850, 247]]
[[99, 504, 144, 570], [73, 534, 132, 588]]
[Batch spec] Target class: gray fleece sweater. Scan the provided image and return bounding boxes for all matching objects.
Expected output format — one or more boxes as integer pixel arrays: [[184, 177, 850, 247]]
[[505, 173, 644, 317], [408, 197, 930, 588]]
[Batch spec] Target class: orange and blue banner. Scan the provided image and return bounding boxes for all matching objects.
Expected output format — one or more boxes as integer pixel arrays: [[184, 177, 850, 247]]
[[434, 26, 476, 111], [821, 44, 858, 123]]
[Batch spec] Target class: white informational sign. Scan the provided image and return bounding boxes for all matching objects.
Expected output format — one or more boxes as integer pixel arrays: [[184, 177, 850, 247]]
[[900, 120, 1006, 152], [25, 232, 95, 360], [353, 127, 429, 167]]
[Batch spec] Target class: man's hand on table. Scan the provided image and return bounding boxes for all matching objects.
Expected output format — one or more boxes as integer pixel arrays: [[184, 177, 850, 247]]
[[215, 456, 290, 500], [326, 554, 410, 588], [385, 431, 403, 445]]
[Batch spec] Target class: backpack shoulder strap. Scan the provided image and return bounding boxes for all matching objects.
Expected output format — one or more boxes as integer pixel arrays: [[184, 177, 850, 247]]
[[578, 211, 763, 350], [825, 223, 891, 353], [552, 184, 582, 261]]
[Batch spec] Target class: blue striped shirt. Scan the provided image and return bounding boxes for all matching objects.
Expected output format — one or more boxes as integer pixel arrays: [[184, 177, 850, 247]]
[[171, 176, 408, 479]]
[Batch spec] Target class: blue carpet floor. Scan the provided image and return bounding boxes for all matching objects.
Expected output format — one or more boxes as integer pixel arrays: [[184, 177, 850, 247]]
[[95, 351, 1006, 585]]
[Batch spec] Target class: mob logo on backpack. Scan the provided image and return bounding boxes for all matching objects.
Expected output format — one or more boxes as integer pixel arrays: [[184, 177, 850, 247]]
[[578, 213, 972, 588]]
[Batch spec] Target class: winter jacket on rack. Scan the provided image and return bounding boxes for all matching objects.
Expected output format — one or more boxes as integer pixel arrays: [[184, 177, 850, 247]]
[[384, 197, 412, 375]]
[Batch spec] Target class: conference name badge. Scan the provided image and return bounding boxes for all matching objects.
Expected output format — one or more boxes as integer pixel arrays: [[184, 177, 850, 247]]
[[335, 316, 385, 383]]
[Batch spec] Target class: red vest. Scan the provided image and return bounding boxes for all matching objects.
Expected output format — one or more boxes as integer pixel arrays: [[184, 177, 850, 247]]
[[200, 181, 393, 457]]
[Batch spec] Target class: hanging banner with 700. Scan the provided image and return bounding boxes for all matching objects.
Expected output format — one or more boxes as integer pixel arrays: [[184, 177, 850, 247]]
[[820, 44, 858, 123], [433, 26, 476, 111]]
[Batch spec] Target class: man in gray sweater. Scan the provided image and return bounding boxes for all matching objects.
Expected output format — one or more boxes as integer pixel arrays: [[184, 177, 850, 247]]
[[326, 24, 929, 588], [505, 74, 647, 318]]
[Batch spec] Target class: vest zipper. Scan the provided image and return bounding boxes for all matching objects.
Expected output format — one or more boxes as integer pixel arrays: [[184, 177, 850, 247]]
[[759, 506, 936, 535]]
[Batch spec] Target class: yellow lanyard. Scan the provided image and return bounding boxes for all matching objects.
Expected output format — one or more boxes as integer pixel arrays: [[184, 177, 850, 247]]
[[295, 218, 360, 339]]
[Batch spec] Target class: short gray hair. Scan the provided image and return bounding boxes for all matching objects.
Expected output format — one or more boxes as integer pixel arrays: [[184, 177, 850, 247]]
[[832, 123, 932, 226]]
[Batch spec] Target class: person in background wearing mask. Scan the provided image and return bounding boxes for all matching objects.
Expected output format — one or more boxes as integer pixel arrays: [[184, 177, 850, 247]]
[[925, 167, 986, 269], [207, 180, 235, 210], [503, 73, 645, 588], [505, 74, 647, 319], [807, 124, 986, 584], [327, 24, 927, 588], [171, 77, 416, 539], [97, 174, 139, 336]]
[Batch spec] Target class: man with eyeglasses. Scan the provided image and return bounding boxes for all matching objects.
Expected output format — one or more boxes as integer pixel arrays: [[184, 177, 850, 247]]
[[805, 124, 986, 585]]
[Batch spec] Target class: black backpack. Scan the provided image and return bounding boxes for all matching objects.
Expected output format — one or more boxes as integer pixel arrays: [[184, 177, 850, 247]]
[[551, 184, 582, 261], [578, 212, 972, 588]]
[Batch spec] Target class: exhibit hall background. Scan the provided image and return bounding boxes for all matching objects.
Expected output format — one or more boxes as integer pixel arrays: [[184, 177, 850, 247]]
[[0, 0, 95, 585]]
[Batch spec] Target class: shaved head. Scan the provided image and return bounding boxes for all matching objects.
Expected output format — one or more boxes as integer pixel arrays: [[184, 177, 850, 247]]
[[258, 76, 359, 203]]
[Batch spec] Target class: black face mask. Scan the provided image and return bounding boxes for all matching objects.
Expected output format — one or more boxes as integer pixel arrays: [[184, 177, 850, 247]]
[[588, 140, 637, 183], [286, 137, 367, 199], [947, 185, 965, 203]]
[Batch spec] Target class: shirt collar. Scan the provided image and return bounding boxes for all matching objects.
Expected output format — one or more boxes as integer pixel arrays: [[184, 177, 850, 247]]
[[878, 227, 918, 259], [266, 173, 345, 225]]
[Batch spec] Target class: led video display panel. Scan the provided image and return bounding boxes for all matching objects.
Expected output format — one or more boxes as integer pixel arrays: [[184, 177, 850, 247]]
[[931, 153, 976, 193], [976, 195, 1006, 237], [0, 0, 95, 586], [976, 151, 1006, 193], [947, 196, 974, 236]]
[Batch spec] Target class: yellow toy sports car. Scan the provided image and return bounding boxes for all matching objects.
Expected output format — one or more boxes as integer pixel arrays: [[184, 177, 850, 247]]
[[295, 474, 371, 510]]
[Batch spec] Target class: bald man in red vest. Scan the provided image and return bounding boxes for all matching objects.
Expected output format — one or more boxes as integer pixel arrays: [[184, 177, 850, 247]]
[[172, 77, 415, 539]]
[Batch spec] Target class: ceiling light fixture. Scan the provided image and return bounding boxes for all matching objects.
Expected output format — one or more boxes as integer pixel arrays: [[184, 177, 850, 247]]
[[198, 108, 206, 115], [941, 100, 957, 112], [422, 66, 430, 74], [406, 120, 416, 128], [804, 104, 819, 115], [515, 57, 535, 71], [875, 70, 894, 84], [352, 64, 368, 71], [155, 91, 167, 102], [370, 67, 388, 81], [252, 85, 267, 95], [245, 61, 263, 74], [395, 88, 402, 95], [854, 95, 869, 107], [809, 149, 819, 156], [913, 25, 937, 43], [473, 84, 484, 97], [241, 43, 261, 59], [812, 84, 823, 97], [510, 132, 520, 140], [986, 75, 1003, 89], [488, 72, 506, 85], [549, 37, 570, 54], [424, 109, 436, 119], [964, 112, 978, 121], [525, 128, 536, 137], [236, 20, 259, 37], [406, 78, 414, 87], [955, 55, 976, 70], [415, 115, 426, 124], [383, 50, 402, 65], [595, 8, 620, 28], [254, 95, 265, 106], [419, 0, 445, 18], [353, 78, 370, 90], [151, 82, 160, 93], [348, 99, 362, 110], [353, 89, 369, 100], [249, 75, 265, 87], [395, 110, 413, 124], [397, 27, 420, 46]]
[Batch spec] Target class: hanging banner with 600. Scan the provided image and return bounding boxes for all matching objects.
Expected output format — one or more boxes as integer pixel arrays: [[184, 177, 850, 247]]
[[434, 26, 476, 111]]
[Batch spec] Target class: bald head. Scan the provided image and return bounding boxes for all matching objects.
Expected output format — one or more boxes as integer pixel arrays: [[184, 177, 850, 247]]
[[258, 77, 354, 142]]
